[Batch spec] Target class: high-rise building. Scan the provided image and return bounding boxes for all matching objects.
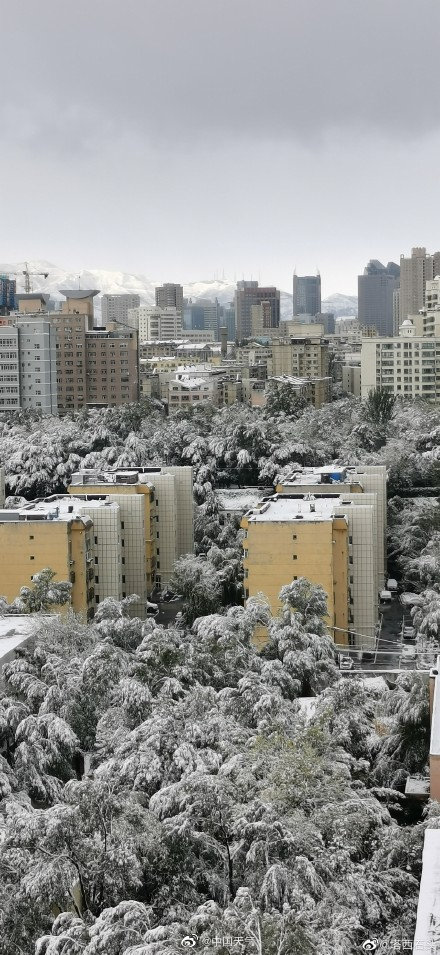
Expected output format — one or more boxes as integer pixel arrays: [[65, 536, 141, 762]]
[[15, 290, 138, 413], [155, 283, 184, 310], [242, 464, 386, 649], [235, 281, 280, 341], [127, 305, 182, 342], [0, 319, 58, 414], [0, 276, 16, 316], [84, 324, 138, 408], [0, 327, 20, 413], [361, 311, 440, 403], [220, 303, 236, 341], [292, 273, 321, 317], [399, 247, 440, 322], [357, 260, 400, 336], [69, 465, 194, 595], [182, 302, 205, 331], [269, 333, 329, 380], [15, 317, 58, 414], [101, 294, 141, 326]]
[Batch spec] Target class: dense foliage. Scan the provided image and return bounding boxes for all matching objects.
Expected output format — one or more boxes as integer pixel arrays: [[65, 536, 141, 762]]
[[0, 582, 431, 955], [1, 394, 440, 502]]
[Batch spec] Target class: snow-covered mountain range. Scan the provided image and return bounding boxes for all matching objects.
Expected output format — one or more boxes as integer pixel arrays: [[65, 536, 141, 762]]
[[0, 261, 358, 320]]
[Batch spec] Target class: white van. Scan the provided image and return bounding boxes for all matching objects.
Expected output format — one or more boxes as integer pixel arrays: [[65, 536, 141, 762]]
[[380, 590, 392, 604]]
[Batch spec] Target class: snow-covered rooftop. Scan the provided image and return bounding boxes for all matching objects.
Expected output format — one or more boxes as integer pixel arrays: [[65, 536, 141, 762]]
[[244, 494, 348, 523], [0, 615, 45, 667], [413, 828, 440, 952], [216, 489, 272, 513], [0, 498, 95, 525]]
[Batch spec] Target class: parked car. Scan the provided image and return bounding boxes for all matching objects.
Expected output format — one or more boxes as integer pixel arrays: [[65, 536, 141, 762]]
[[401, 644, 416, 665], [380, 590, 392, 604], [400, 592, 423, 607], [146, 601, 159, 616], [339, 654, 354, 670], [403, 626, 415, 640], [387, 578, 398, 592]]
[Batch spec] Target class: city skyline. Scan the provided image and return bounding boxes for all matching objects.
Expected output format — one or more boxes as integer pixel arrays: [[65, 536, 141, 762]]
[[2, 0, 440, 295]]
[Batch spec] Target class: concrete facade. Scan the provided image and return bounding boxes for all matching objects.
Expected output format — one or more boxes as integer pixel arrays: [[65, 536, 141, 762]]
[[242, 488, 379, 648], [361, 316, 440, 403], [128, 306, 183, 341], [357, 260, 400, 336], [292, 274, 321, 317], [235, 281, 280, 340], [101, 294, 141, 325], [399, 247, 440, 322]]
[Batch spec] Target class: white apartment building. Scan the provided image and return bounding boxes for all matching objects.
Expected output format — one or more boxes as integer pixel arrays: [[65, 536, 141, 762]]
[[127, 306, 182, 341], [0, 319, 58, 414], [0, 327, 20, 412], [168, 372, 220, 408], [101, 294, 141, 326], [361, 316, 440, 403]]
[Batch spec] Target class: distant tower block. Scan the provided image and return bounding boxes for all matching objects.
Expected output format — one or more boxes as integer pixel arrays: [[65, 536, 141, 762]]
[[220, 326, 228, 357]]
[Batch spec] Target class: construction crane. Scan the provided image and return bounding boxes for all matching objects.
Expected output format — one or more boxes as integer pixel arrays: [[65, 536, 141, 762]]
[[8, 262, 49, 294]]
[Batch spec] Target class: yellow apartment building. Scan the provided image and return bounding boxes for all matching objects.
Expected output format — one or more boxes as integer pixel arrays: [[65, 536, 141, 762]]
[[242, 496, 349, 646], [69, 465, 194, 592], [242, 492, 378, 649], [0, 503, 95, 619], [276, 464, 387, 590]]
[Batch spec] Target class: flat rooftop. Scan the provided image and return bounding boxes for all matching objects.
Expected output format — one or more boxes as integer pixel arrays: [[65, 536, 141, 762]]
[[0, 615, 45, 665], [244, 494, 349, 523], [0, 496, 117, 524]]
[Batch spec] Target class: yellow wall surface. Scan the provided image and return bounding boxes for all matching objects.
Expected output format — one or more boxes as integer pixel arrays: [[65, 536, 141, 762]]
[[0, 519, 90, 616], [242, 516, 348, 639]]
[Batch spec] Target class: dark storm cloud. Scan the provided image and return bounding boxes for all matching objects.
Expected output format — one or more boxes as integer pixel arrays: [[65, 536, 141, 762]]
[[3, 0, 440, 151]]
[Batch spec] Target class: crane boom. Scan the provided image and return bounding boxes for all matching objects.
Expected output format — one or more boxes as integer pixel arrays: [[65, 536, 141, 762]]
[[7, 263, 49, 293]]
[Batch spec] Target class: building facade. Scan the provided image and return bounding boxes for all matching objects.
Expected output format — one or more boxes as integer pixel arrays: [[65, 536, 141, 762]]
[[128, 305, 183, 341], [357, 260, 400, 336], [101, 293, 141, 326], [0, 500, 96, 619], [235, 281, 280, 341], [0, 319, 58, 414], [399, 247, 440, 322], [361, 315, 440, 403], [155, 283, 184, 310], [69, 465, 194, 594], [0, 276, 16, 316], [269, 334, 329, 380], [292, 273, 321, 317], [242, 489, 378, 649]]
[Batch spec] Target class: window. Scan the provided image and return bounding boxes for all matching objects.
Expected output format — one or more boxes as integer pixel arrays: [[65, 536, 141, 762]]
[[30, 556, 34, 560], [29, 534, 34, 540], [292, 554, 297, 560]]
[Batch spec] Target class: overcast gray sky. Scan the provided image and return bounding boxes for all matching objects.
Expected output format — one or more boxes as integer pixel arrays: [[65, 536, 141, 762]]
[[1, 0, 440, 295]]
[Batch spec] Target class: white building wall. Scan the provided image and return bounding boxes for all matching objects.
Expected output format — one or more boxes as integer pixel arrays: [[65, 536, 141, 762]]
[[105, 493, 147, 618], [335, 502, 377, 647], [350, 465, 387, 588], [0, 327, 20, 412], [76, 501, 123, 606]]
